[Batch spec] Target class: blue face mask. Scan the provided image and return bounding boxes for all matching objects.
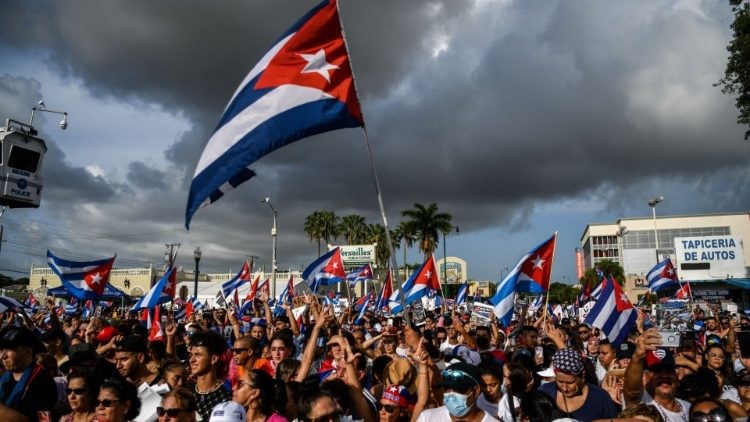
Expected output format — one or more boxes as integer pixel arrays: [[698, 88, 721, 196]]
[[443, 392, 471, 417]]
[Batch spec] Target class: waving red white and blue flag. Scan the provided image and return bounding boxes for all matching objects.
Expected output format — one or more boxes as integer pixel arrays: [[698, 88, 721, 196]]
[[389, 255, 441, 313], [47, 250, 117, 300], [221, 261, 252, 298], [132, 266, 176, 310], [583, 276, 636, 347], [185, 0, 364, 228], [646, 258, 680, 292], [24, 292, 39, 309], [347, 264, 373, 287], [490, 233, 557, 327], [303, 247, 347, 292]]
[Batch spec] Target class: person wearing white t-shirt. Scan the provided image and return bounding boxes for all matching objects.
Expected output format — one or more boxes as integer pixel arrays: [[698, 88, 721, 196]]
[[623, 329, 690, 422], [416, 362, 499, 422]]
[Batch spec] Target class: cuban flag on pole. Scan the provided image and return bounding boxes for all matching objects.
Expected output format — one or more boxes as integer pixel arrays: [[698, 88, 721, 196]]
[[132, 267, 176, 310], [455, 282, 469, 305], [302, 247, 346, 292], [355, 294, 371, 324], [583, 276, 636, 347], [403, 255, 442, 303], [347, 264, 373, 288], [375, 269, 393, 311], [244, 271, 264, 302], [47, 250, 117, 300], [674, 281, 692, 300], [185, 0, 364, 228], [590, 278, 605, 301], [646, 258, 680, 292], [221, 261, 252, 298], [489, 233, 557, 327]]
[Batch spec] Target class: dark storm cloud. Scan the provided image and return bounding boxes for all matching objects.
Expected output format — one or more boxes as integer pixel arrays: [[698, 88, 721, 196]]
[[127, 161, 167, 190], [0, 0, 746, 275]]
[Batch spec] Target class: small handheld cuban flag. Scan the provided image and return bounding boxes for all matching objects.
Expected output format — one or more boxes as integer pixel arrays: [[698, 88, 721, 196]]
[[646, 259, 679, 292], [455, 282, 469, 305], [347, 264, 373, 288]]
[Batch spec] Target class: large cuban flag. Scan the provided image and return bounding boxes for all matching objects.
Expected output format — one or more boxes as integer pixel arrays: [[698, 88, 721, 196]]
[[185, 0, 364, 228], [489, 233, 557, 327], [583, 277, 636, 347], [47, 250, 117, 300], [302, 247, 347, 292]]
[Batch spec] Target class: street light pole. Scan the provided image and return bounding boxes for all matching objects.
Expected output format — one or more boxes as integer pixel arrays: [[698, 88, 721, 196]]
[[193, 247, 202, 299], [262, 198, 278, 299], [616, 225, 628, 268], [648, 196, 664, 263]]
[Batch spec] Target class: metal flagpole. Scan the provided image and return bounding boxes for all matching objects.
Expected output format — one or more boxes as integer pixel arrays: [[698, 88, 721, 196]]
[[337, 2, 409, 324], [542, 232, 559, 322]]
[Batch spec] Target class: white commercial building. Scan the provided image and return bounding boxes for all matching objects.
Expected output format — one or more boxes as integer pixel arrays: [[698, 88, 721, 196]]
[[580, 212, 750, 305]]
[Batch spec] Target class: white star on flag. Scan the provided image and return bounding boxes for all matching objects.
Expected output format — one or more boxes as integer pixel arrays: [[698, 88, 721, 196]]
[[531, 255, 545, 269], [298, 49, 339, 83], [424, 270, 432, 279], [90, 273, 102, 285]]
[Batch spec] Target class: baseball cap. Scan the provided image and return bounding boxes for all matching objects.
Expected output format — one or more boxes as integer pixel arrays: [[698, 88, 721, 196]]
[[0, 327, 45, 354], [209, 401, 246, 422], [381, 384, 415, 408], [645, 348, 675, 371], [706, 334, 722, 347], [95, 326, 120, 343], [441, 362, 481, 393], [616, 342, 636, 359]]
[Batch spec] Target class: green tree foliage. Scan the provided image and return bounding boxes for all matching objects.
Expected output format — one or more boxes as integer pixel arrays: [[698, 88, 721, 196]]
[[303, 211, 340, 256], [718, 0, 750, 140], [401, 203, 453, 259], [547, 282, 577, 303], [579, 259, 625, 290], [391, 221, 415, 272], [366, 223, 390, 269], [339, 214, 369, 244]]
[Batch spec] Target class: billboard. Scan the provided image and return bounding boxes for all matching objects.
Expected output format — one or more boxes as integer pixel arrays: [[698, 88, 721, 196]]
[[335, 244, 376, 266], [674, 236, 745, 280]]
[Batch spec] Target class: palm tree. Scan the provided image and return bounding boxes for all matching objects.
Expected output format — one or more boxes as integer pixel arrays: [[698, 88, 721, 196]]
[[318, 211, 340, 249], [304, 211, 340, 256], [339, 214, 369, 244], [304, 211, 324, 256], [367, 223, 390, 270], [392, 221, 415, 276], [401, 203, 453, 259]]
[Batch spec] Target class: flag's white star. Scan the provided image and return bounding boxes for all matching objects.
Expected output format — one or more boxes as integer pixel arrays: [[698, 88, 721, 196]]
[[298, 49, 339, 83], [90, 273, 102, 285], [531, 255, 545, 269], [332, 262, 339, 269], [424, 270, 432, 279]]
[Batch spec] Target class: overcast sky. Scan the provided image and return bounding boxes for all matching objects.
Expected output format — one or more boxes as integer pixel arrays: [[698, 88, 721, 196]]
[[0, 0, 747, 284]]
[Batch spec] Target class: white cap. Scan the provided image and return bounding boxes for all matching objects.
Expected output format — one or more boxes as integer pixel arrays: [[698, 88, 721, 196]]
[[209, 402, 246, 422]]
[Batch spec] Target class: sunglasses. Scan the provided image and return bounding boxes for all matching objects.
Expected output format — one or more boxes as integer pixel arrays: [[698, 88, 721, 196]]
[[157, 407, 187, 418], [378, 403, 397, 414], [66, 387, 87, 396], [689, 407, 730, 422], [95, 399, 121, 408], [231, 348, 249, 354], [305, 410, 342, 422]]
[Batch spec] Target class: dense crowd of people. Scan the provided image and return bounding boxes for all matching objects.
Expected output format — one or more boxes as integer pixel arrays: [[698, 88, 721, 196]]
[[1, 294, 750, 422]]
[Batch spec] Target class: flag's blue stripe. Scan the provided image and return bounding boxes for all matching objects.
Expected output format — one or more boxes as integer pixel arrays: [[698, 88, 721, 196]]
[[186, 98, 360, 227]]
